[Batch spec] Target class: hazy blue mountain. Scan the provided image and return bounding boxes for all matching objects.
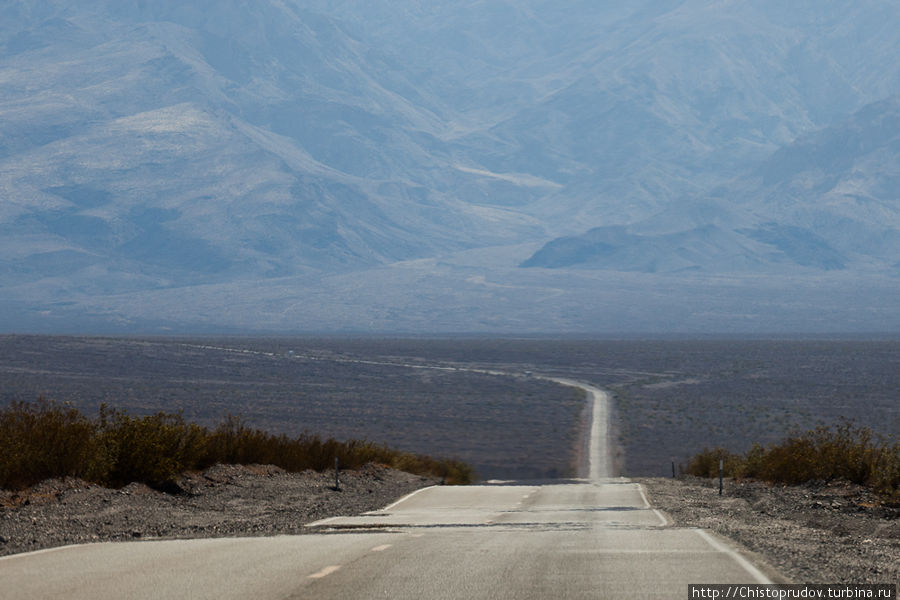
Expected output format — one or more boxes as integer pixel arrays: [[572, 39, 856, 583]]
[[521, 224, 772, 273], [3, 0, 900, 332], [523, 95, 900, 275], [744, 95, 900, 266], [311, 0, 900, 226], [0, 0, 543, 292]]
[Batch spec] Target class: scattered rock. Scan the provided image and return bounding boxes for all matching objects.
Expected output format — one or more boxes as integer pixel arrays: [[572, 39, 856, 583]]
[[640, 476, 899, 585], [0, 464, 437, 557]]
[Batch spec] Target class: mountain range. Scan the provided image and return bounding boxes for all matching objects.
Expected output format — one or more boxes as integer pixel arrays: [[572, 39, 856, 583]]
[[3, 0, 900, 333]]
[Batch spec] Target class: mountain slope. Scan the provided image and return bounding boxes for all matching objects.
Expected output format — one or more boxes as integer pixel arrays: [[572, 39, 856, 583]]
[[523, 95, 900, 275], [0, 0, 544, 294], [4, 1, 900, 332]]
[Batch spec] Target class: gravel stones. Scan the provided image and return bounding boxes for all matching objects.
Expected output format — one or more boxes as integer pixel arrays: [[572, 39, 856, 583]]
[[0, 463, 436, 557], [640, 476, 899, 584], [4, 468, 896, 585]]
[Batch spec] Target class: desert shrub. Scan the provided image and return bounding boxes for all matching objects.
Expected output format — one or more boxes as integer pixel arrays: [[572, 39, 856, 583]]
[[684, 447, 744, 478], [868, 441, 900, 500], [206, 415, 284, 467], [745, 435, 820, 484], [741, 443, 767, 479], [444, 459, 475, 485], [809, 421, 876, 484], [421, 457, 474, 485], [205, 417, 474, 482], [0, 400, 474, 491], [0, 399, 98, 489], [97, 406, 211, 490], [687, 421, 899, 501]]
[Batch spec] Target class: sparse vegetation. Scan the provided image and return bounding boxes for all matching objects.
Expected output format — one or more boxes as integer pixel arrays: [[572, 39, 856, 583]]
[[0, 399, 473, 492], [686, 421, 900, 502], [0, 335, 583, 480], [3, 336, 899, 482]]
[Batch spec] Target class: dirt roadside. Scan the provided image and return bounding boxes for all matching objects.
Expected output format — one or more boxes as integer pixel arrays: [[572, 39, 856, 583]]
[[2, 466, 897, 587], [0, 463, 437, 558], [639, 476, 899, 585]]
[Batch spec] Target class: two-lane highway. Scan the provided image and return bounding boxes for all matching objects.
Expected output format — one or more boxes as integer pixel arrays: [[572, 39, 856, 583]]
[[298, 477, 773, 599], [0, 380, 780, 599]]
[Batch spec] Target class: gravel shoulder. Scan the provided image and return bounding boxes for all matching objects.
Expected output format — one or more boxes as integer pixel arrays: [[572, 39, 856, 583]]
[[3, 466, 897, 587], [639, 476, 899, 585], [0, 463, 437, 558]]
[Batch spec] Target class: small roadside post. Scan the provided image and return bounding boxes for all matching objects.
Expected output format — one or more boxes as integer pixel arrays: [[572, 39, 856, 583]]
[[718, 459, 723, 496], [334, 456, 340, 491]]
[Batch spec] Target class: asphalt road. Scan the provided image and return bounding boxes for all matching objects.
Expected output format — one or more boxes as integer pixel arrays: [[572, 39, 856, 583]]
[[544, 378, 612, 479], [0, 380, 779, 599]]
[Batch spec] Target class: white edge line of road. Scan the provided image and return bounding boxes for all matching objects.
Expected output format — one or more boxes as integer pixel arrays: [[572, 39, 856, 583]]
[[382, 485, 437, 511], [305, 485, 438, 527], [304, 515, 344, 528], [694, 529, 773, 584], [0, 542, 90, 562], [636, 484, 670, 527]]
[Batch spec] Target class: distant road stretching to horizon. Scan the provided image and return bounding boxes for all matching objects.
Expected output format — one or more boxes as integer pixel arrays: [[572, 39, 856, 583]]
[[544, 378, 613, 480], [0, 377, 779, 599]]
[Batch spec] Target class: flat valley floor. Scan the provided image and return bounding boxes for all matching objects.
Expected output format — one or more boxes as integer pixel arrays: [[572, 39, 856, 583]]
[[1, 335, 897, 478]]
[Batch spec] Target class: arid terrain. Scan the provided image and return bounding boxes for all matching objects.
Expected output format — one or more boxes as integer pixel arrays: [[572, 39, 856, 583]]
[[0, 336, 586, 480], [1, 336, 898, 479], [641, 476, 899, 585], [1, 335, 897, 583], [0, 464, 437, 558], [1, 468, 896, 586]]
